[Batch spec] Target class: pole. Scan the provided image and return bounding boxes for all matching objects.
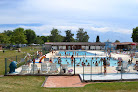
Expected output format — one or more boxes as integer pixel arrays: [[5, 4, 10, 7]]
[[74, 58, 75, 75], [101, 59, 102, 74], [5, 58, 7, 75], [16, 56, 17, 62], [91, 59, 92, 81], [121, 64, 123, 80], [83, 60, 84, 81], [60, 62, 61, 74]]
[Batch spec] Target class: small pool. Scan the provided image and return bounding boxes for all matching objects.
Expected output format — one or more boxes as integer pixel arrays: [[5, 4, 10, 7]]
[[58, 51, 97, 56], [53, 57, 119, 67]]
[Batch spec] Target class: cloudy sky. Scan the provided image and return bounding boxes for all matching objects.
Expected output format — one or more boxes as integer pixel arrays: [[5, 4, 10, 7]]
[[0, 0, 138, 42]]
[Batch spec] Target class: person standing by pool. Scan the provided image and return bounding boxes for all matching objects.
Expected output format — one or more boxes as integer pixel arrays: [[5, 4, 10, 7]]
[[95, 61, 98, 66], [58, 57, 61, 64], [71, 55, 74, 66], [87, 63, 90, 66], [65, 51, 66, 56], [103, 58, 107, 75], [134, 61, 138, 71]]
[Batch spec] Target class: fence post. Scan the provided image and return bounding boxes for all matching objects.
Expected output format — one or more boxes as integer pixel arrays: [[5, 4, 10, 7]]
[[16, 56, 17, 62], [83, 60, 84, 81], [74, 58, 75, 75], [91, 60, 92, 81], [5, 58, 7, 75], [121, 65, 122, 81], [101, 59, 102, 74]]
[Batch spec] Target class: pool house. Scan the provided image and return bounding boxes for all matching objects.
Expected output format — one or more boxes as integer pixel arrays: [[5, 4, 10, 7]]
[[44, 42, 105, 50]]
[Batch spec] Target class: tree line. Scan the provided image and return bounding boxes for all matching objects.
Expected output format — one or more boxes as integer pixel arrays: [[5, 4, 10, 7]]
[[1, 26, 137, 44], [0, 28, 90, 44]]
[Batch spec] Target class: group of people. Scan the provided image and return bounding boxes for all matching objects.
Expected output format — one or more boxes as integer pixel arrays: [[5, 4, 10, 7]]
[[64, 51, 79, 56]]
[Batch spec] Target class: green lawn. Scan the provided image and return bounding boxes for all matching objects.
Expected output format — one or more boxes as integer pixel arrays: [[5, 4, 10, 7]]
[[0, 46, 41, 75], [0, 76, 138, 92], [0, 47, 138, 92]]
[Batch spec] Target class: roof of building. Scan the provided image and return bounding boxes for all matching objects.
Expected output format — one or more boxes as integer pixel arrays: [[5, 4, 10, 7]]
[[112, 42, 138, 45], [45, 42, 105, 46]]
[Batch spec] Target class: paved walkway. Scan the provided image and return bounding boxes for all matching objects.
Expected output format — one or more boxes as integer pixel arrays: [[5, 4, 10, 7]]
[[43, 76, 88, 88]]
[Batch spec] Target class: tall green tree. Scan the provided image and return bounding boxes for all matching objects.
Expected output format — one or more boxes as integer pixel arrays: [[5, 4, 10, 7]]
[[96, 35, 100, 42], [115, 40, 120, 43], [131, 27, 138, 42], [24, 29, 36, 44], [34, 36, 44, 44], [11, 28, 27, 44], [3, 30, 13, 36], [0, 33, 10, 43], [76, 28, 89, 42], [41, 36, 48, 42], [64, 30, 74, 42], [49, 28, 64, 42]]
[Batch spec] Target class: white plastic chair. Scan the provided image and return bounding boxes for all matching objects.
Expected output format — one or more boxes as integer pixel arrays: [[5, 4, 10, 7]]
[[49, 63, 58, 74], [31, 64, 38, 74], [41, 63, 48, 73], [20, 65, 29, 74], [116, 63, 129, 73]]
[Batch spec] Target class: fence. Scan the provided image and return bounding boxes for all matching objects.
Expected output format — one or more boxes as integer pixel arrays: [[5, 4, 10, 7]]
[[81, 57, 138, 82], [5, 50, 138, 82], [5, 52, 38, 75]]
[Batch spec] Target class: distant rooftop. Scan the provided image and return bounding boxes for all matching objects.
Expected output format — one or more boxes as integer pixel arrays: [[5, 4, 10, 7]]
[[112, 42, 138, 45], [45, 42, 105, 46]]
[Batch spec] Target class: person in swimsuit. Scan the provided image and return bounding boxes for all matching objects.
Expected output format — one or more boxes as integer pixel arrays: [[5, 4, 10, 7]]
[[87, 63, 90, 66], [103, 58, 107, 75], [134, 61, 138, 71], [95, 61, 98, 66], [71, 55, 74, 66]]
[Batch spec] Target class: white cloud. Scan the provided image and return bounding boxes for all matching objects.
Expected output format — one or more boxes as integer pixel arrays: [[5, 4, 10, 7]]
[[42, 33, 50, 36]]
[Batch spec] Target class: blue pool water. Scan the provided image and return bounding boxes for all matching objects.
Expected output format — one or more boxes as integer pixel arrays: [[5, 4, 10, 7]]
[[58, 51, 96, 56], [53, 57, 119, 67]]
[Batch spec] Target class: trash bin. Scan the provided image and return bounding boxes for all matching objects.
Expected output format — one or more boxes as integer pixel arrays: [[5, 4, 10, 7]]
[[9, 61, 17, 73], [63, 69, 66, 73]]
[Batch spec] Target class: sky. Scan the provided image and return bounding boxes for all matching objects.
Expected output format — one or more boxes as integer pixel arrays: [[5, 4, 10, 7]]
[[0, 0, 138, 42]]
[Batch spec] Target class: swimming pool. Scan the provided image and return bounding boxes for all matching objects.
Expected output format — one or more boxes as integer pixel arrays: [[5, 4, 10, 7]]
[[53, 57, 119, 67], [58, 51, 97, 56]]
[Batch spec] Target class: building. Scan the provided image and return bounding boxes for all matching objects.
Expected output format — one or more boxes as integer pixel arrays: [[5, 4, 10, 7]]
[[112, 42, 138, 50], [44, 42, 105, 50]]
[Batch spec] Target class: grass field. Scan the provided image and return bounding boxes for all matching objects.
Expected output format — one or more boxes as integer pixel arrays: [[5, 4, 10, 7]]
[[0, 46, 41, 75], [0, 47, 138, 92], [0, 76, 138, 92]]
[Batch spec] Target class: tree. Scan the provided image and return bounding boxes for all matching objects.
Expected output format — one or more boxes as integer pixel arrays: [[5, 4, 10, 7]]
[[11, 28, 27, 44], [0, 33, 10, 43], [96, 35, 100, 42], [41, 36, 48, 42], [115, 40, 120, 43], [3, 30, 13, 36], [34, 36, 44, 44], [24, 29, 36, 44], [49, 28, 64, 42], [76, 28, 89, 42], [64, 30, 74, 42], [131, 27, 138, 42]]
